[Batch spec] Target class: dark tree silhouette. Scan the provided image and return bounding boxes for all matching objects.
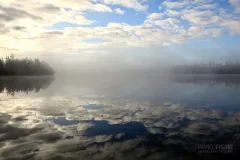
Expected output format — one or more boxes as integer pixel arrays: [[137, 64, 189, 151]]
[[0, 55, 54, 76]]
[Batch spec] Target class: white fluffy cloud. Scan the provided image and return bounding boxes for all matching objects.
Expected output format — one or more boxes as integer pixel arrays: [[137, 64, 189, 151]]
[[0, 0, 239, 56], [164, 10, 181, 17], [114, 8, 125, 15], [94, 0, 148, 12], [147, 13, 164, 19], [94, 4, 113, 12], [154, 18, 181, 30], [162, 1, 189, 9], [182, 9, 220, 26], [187, 26, 223, 38]]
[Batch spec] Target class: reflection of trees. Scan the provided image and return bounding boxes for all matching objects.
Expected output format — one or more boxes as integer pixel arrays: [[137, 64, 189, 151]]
[[172, 75, 240, 87], [0, 76, 54, 95]]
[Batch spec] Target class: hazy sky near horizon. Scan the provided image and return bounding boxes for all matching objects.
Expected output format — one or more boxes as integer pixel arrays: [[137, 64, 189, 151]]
[[0, 0, 240, 72]]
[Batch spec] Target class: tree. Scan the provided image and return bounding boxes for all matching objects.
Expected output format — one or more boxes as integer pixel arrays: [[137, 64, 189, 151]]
[[0, 55, 55, 76]]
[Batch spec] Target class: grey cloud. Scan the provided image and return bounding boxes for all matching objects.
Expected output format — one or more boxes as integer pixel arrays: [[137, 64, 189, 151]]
[[13, 26, 26, 31], [0, 24, 25, 34], [0, 23, 4, 28], [0, 5, 42, 22], [0, 23, 9, 34], [40, 4, 60, 12], [45, 31, 63, 35]]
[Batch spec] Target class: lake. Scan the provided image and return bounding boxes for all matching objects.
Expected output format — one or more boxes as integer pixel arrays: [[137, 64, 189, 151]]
[[0, 74, 239, 160]]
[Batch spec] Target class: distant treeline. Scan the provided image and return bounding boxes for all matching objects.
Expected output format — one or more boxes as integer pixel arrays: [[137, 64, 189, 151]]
[[172, 62, 240, 74], [0, 55, 54, 76]]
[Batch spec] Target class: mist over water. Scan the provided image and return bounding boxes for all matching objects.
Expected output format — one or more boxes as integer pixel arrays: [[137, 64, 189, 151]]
[[38, 45, 240, 76]]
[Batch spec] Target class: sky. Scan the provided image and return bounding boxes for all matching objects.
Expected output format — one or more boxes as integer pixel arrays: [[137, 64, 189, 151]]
[[0, 0, 240, 73]]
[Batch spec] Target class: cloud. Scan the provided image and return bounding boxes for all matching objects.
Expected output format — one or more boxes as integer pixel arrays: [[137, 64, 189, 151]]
[[99, 0, 148, 12], [153, 18, 181, 30], [114, 8, 125, 15], [187, 26, 224, 38], [41, 0, 95, 11], [162, 0, 189, 9], [229, 0, 240, 12], [194, 3, 218, 10], [0, 1, 95, 29], [221, 20, 240, 35], [64, 12, 95, 25], [162, 42, 171, 46], [45, 31, 63, 35], [164, 9, 181, 17], [93, 3, 113, 12], [147, 13, 164, 19], [182, 9, 220, 26], [0, 0, 239, 59], [0, 5, 42, 22]]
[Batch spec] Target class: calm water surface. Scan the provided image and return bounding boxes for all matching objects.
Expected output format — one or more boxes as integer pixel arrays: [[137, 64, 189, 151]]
[[0, 75, 239, 160]]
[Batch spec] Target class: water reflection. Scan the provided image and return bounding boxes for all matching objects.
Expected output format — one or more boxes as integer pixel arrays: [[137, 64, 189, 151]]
[[51, 117, 147, 139], [0, 76, 54, 95], [0, 75, 239, 159], [172, 75, 240, 86], [82, 104, 110, 110], [47, 75, 240, 110], [0, 101, 239, 159]]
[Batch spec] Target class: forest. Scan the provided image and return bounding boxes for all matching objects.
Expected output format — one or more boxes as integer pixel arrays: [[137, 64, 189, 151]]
[[0, 55, 54, 76]]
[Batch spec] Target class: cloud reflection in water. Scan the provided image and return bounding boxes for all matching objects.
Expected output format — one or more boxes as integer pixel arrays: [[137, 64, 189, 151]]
[[0, 75, 239, 159]]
